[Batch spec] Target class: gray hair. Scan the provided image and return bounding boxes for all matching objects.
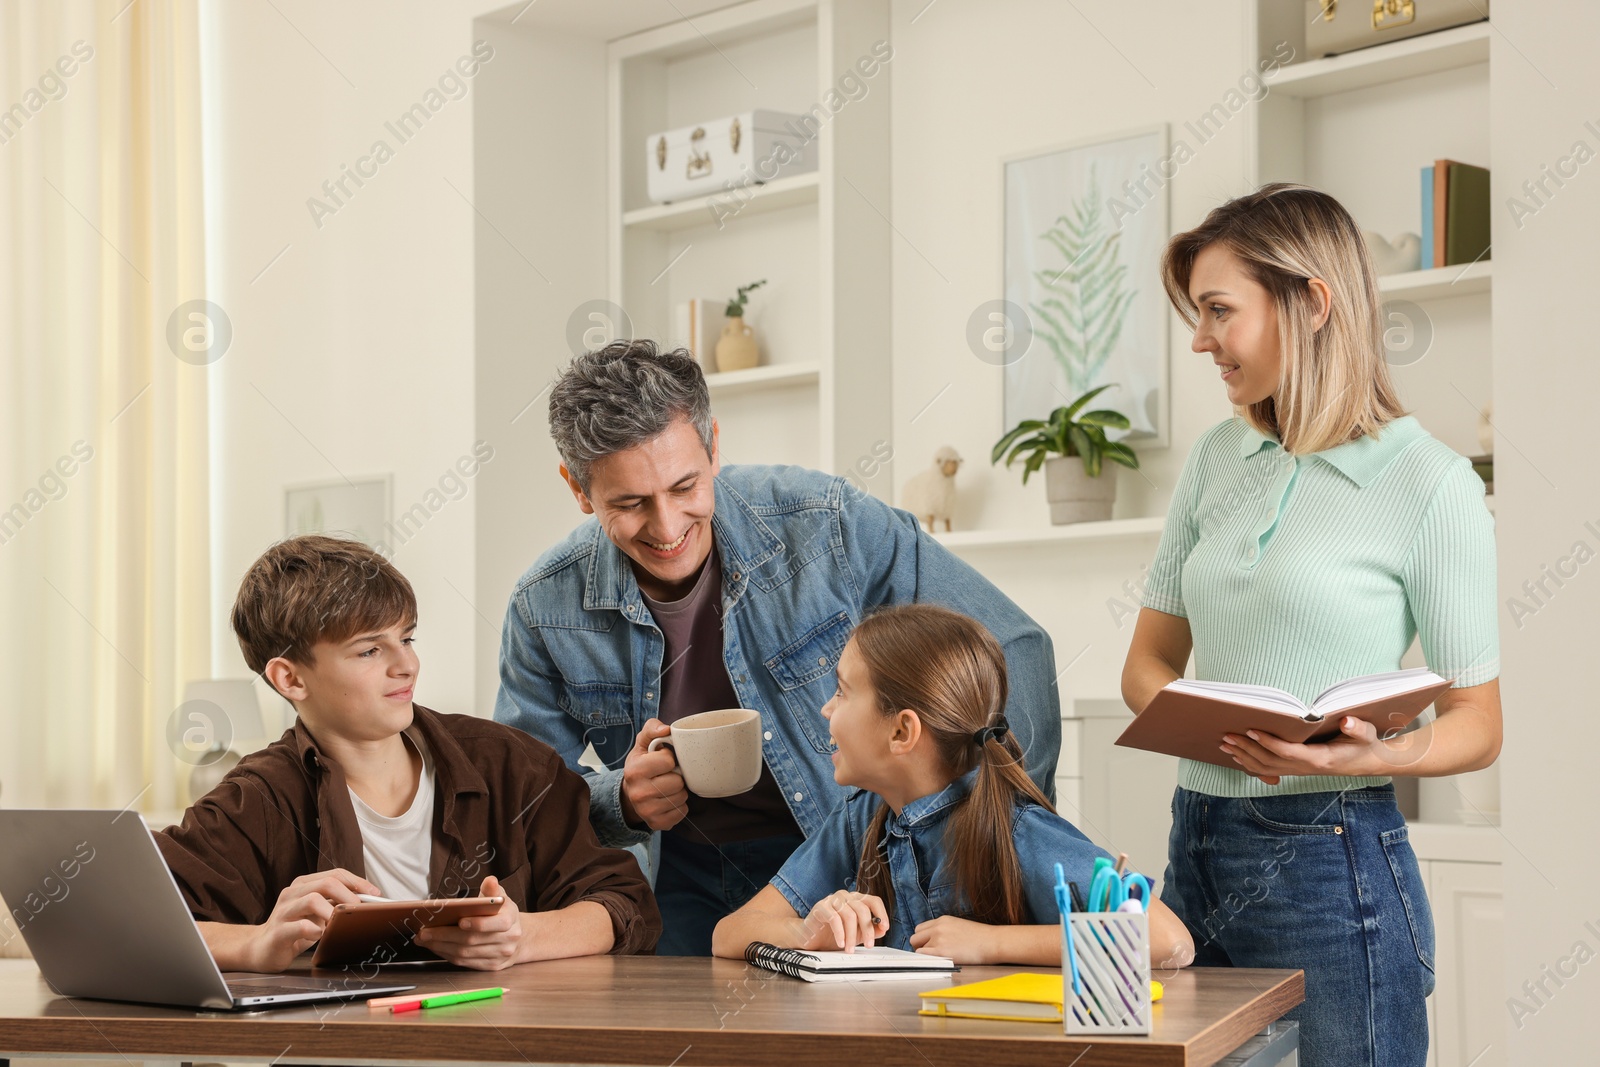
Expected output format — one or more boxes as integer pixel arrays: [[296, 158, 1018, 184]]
[[548, 339, 715, 492]]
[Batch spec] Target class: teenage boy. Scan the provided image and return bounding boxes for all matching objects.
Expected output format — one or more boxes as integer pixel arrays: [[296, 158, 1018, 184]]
[[158, 535, 660, 972]]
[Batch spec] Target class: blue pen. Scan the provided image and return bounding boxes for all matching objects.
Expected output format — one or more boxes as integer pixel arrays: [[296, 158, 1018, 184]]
[[1054, 862, 1083, 998]]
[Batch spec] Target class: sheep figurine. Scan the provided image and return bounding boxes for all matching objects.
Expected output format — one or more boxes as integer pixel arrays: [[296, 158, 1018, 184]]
[[900, 446, 963, 533]]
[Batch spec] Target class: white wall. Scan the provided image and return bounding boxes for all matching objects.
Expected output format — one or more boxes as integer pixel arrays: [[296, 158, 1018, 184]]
[[200, 0, 507, 723], [1490, 7, 1600, 1060], [469, 15, 610, 712], [888, 0, 1244, 721]]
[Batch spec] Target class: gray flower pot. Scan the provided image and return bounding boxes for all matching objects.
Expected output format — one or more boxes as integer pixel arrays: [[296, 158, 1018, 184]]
[[1044, 455, 1117, 525]]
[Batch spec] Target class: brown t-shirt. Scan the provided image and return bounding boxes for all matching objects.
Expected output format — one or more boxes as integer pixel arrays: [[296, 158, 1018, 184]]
[[642, 550, 801, 845]]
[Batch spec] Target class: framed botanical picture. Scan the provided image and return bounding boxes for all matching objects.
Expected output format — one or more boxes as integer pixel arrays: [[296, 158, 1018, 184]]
[[284, 476, 391, 549], [1003, 124, 1170, 447]]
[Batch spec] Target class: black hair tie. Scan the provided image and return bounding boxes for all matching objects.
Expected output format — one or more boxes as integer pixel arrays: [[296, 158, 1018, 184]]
[[972, 716, 1009, 747]]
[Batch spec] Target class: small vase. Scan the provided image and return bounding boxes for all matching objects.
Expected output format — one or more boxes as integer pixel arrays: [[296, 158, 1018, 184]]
[[714, 316, 759, 372], [1043, 455, 1117, 525]]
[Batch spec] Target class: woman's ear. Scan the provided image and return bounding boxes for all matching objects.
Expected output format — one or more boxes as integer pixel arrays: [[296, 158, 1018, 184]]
[[1306, 276, 1332, 331], [887, 708, 923, 756]]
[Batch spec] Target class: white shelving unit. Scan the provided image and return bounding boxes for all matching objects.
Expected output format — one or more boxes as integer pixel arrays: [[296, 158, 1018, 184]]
[[704, 361, 821, 394], [622, 172, 821, 233], [933, 516, 1165, 550], [606, 0, 892, 484], [1378, 260, 1492, 300], [1263, 21, 1489, 97]]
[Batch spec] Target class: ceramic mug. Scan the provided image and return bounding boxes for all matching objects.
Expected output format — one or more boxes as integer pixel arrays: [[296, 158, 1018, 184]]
[[647, 708, 764, 798]]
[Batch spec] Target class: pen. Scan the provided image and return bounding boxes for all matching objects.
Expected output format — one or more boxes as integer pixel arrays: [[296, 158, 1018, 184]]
[[1054, 863, 1083, 998], [1068, 881, 1087, 913]]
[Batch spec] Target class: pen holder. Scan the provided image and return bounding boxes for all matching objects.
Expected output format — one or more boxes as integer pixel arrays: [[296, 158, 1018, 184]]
[[1062, 911, 1152, 1036]]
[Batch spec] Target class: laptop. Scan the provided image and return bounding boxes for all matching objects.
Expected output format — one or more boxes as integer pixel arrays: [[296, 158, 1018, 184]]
[[0, 810, 416, 1010]]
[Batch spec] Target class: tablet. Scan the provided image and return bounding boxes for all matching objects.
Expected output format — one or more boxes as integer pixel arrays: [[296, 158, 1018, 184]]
[[310, 896, 505, 968]]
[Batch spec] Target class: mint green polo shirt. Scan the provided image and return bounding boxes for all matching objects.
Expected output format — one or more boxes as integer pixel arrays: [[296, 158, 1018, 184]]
[[1142, 415, 1499, 798]]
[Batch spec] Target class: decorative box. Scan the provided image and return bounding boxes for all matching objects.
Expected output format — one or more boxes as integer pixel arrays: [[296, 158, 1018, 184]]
[[645, 109, 819, 204], [1303, 0, 1488, 59]]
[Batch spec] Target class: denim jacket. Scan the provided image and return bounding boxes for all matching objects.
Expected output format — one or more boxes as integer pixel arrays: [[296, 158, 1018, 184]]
[[493, 464, 1061, 848], [771, 768, 1112, 950]]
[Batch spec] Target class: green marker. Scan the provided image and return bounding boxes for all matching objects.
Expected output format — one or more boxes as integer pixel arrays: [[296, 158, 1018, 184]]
[[391, 986, 507, 1013]]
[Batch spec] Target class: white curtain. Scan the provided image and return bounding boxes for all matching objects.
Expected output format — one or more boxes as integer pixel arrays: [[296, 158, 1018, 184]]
[[0, 0, 210, 816]]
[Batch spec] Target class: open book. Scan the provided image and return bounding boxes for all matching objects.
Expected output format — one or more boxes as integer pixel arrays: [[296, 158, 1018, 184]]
[[1115, 667, 1451, 769], [744, 943, 956, 983]]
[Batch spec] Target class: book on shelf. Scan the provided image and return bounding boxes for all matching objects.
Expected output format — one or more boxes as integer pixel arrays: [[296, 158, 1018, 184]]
[[1425, 160, 1490, 269], [1115, 667, 1451, 768], [918, 972, 1064, 1022], [743, 943, 956, 983], [1420, 164, 1435, 270], [671, 297, 726, 367]]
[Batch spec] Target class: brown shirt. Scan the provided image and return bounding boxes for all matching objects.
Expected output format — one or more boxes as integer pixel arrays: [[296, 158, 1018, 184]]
[[156, 705, 660, 955], [641, 550, 800, 845]]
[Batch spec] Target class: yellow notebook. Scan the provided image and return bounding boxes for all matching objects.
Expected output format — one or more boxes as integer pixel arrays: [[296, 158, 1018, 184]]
[[918, 973, 1064, 1023], [918, 973, 1166, 1023]]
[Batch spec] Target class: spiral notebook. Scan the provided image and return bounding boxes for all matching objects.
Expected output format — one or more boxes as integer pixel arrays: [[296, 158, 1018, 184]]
[[744, 943, 957, 983]]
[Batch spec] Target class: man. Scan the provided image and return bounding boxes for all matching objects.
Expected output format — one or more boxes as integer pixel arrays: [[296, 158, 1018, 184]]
[[495, 340, 1061, 955]]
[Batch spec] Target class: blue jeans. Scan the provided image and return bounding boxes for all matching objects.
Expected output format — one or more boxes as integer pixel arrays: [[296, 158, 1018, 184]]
[[654, 831, 805, 957], [1161, 784, 1435, 1067]]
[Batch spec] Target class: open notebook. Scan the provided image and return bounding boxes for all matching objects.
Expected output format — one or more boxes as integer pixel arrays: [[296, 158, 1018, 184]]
[[744, 943, 956, 982], [1116, 667, 1451, 768]]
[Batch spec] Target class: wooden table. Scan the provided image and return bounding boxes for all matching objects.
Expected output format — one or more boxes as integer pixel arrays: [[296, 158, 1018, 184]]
[[0, 957, 1302, 1067]]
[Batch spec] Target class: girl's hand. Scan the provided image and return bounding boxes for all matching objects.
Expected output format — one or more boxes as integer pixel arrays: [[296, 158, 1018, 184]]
[[909, 916, 997, 964], [798, 890, 888, 952], [414, 876, 525, 971], [1221, 716, 1405, 784]]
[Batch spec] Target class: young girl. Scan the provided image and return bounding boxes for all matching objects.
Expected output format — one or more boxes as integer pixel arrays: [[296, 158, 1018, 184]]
[[712, 603, 1194, 967]]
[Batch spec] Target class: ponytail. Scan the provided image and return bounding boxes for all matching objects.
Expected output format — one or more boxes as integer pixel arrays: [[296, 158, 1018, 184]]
[[948, 729, 1053, 925]]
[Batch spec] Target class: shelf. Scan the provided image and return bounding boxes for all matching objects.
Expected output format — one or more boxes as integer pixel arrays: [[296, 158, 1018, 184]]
[[609, 0, 815, 62], [704, 361, 820, 394], [1377, 260, 1491, 300], [933, 515, 1165, 549], [1267, 21, 1489, 98], [623, 172, 819, 233]]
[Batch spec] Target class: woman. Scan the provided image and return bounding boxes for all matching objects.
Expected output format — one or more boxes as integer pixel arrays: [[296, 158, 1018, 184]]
[[1121, 183, 1500, 1067]]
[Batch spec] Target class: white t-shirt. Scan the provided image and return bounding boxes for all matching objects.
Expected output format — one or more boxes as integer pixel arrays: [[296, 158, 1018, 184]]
[[349, 733, 435, 901]]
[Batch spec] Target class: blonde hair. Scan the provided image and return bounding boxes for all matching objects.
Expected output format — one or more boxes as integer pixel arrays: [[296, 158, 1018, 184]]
[[847, 604, 1052, 927], [1160, 183, 1406, 454]]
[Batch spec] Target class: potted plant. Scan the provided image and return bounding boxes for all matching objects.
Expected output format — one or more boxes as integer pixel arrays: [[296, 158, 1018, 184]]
[[714, 279, 767, 372], [990, 384, 1139, 525]]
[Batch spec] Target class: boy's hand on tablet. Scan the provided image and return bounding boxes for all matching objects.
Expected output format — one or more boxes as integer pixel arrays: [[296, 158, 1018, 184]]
[[249, 868, 379, 972], [797, 890, 888, 953], [414, 875, 524, 971], [910, 916, 993, 964], [620, 719, 689, 831]]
